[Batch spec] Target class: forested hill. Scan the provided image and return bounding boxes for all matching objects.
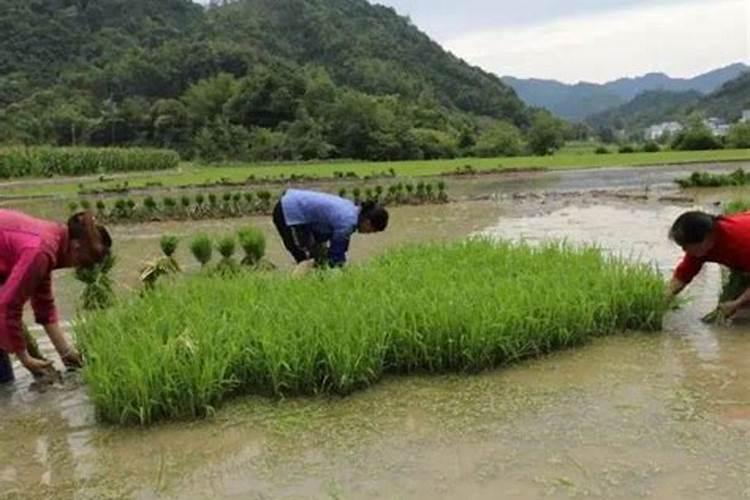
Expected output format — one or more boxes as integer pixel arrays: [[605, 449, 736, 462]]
[[0, 0, 530, 162]]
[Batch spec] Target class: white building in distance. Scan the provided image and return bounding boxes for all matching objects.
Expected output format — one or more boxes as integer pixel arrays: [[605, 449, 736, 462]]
[[644, 122, 683, 140], [741, 110, 750, 123], [704, 117, 731, 136]]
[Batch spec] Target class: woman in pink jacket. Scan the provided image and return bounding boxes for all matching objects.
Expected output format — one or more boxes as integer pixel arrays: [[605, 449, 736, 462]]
[[0, 209, 111, 378]]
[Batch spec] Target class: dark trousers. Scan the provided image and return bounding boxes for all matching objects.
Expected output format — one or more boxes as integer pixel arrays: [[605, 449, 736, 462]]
[[273, 202, 329, 265], [273, 201, 312, 263]]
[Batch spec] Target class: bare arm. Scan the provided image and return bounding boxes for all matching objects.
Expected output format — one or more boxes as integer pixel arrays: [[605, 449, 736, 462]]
[[43, 323, 82, 368], [669, 277, 687, 298]]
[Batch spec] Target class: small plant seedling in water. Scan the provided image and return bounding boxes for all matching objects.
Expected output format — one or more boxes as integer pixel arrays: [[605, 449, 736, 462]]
[[140, 235, 181, 289], [190, 234, 213, 268], [237, 227, 266, 266], [216, 236, 239, 275], [68, 201, 79, 213], [80, 199, 92, 210], [339, 188, 347, 198]]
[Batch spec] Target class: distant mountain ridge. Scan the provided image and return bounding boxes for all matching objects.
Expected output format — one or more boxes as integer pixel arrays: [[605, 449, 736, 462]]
[[502, 63, 749, 121], [586, 71, 750, 133]]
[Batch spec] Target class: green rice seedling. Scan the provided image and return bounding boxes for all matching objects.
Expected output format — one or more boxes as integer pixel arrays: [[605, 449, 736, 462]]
[[140, 236, 181, 290], [76, 239, 667, 425], [676, 169, 749, 188], [243, 192, 254, 205], [190, 234, 213, 268], [375, 185, 384, 199], [436, 180, 448, 202], [405, 183, 415, 195], [195, 193, 205, 207], [416, 181, 426, 199], [387, 185, 398, 202], [75, 254, 116, 311], [80, 199, 92, 211], [364, 187, 374, 200], [237, 227, 266, 266], [112, 199, 127, 219], [96, 200, 107, 217], [216, 236, 239, 275], [352, 187, 361, 204], [143, 196, 157, 214], [162, 197, 177, 216], [338, 188, 347, 198], [257, 191, 273, 212], [180, 196, 191, 216], [425, 183, 434, 199], [208, 193, 218, 209], [68, 201, 79, 213]]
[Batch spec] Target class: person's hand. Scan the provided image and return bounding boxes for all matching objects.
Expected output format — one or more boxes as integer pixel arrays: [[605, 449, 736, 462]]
[[17, 350, 53, 377], [719, 299, 742, 319], [61, 348, 84, 369]]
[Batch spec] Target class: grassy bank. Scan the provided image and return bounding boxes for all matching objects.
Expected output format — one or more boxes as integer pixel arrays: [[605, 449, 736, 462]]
[[76, 239, 667, 425], [3, 149, 750, 199]]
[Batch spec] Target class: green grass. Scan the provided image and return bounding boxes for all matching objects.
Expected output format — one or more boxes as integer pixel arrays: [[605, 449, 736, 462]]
[[75, 239, 667, 425], [3, 149, 750, 199]]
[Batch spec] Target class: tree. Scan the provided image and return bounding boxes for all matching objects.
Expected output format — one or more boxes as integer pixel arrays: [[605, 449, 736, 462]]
[[473, 122, 523, 157], [224, 66, 306, 129], [671, 122, 723, 151], [181, 72, 239, 127], [727, 122, 750, 149], [411, 128, 457, 159], [527, 112, 565, 156]]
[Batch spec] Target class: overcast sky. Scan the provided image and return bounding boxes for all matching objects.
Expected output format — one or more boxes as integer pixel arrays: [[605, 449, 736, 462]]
[[372, 0, 749, 83]]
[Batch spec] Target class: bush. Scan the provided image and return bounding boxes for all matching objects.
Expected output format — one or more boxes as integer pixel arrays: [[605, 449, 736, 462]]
[[642, 141, 660, 153], [618, 145, 636, 154], [672, 124, 723, 151], [594, 146, 610, 154], [727, 122, 750, 149], [77, 240, 667, 424], [0, 147, 179, 179]]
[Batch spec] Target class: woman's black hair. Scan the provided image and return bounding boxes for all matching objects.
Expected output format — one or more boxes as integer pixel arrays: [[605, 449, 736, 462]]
[[67, 211, 112, 258], [669, 211, 717, 246], [359, 201, 389, 231]]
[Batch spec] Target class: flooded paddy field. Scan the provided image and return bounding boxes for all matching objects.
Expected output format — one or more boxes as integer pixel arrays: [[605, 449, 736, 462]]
[[3, 171, 750, 499]]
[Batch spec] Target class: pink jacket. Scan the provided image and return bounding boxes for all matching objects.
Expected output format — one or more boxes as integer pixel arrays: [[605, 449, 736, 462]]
[[0, 210, 68, 353]]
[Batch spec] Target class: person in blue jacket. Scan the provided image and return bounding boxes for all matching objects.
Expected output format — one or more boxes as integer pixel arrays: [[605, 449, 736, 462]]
[[273, 189, 389, 269]]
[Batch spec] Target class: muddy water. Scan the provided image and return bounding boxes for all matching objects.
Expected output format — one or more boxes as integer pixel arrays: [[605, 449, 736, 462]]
[[3, 201, 750, 499]]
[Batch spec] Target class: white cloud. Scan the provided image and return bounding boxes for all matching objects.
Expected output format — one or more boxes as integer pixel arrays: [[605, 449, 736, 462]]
[[445, 0, 749, 83]]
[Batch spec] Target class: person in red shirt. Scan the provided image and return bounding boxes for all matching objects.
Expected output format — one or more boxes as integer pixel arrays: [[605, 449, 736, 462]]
[[0, 209, 111, 378], [669, 210, 750, 317]]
